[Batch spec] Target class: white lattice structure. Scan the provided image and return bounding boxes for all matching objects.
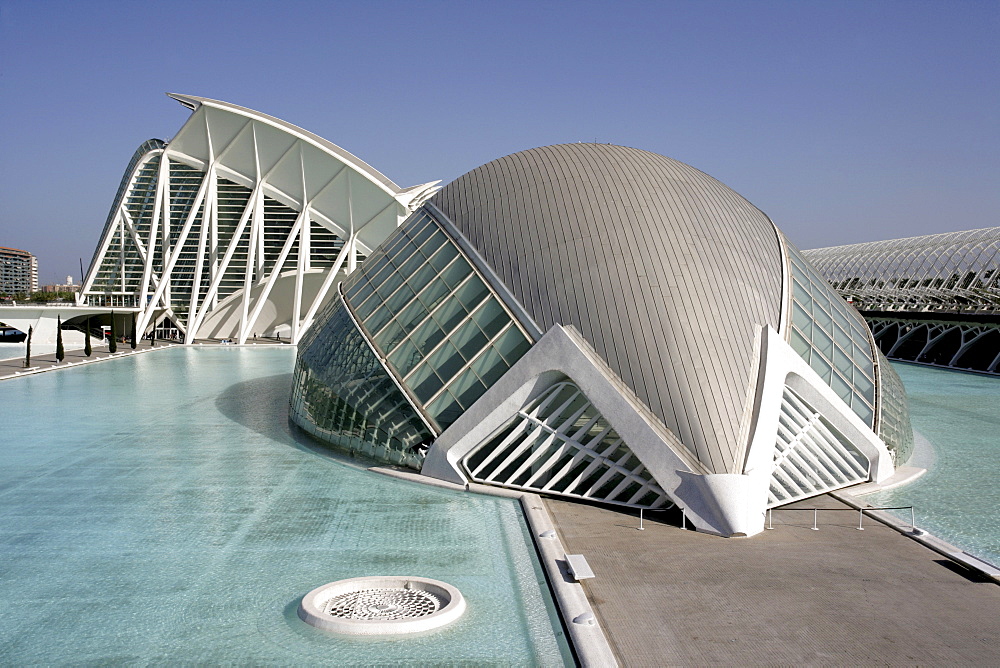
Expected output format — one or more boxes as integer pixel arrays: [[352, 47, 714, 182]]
[[462, 382, 672, 508], [80, 94, 439, 344], [803, 227, 1000, 313]]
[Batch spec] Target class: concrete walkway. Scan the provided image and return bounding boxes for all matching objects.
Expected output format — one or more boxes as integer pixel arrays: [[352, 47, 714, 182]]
[[546, 494, 1000, 666]]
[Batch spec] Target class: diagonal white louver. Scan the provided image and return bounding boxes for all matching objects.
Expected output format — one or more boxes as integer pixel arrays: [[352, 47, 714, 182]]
[[80, 94, 439, 344]]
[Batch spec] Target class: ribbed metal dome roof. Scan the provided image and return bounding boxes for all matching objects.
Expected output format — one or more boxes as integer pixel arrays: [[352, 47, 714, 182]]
[[431, 143, 784, 473]]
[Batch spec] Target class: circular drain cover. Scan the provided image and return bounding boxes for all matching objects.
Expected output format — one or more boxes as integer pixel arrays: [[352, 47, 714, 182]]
[[298, 576, 465, 635]]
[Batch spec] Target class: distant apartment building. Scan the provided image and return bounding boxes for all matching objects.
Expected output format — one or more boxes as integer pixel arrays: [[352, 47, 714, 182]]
[[0, 246, 38, 295], [40, 275, 81, 294]]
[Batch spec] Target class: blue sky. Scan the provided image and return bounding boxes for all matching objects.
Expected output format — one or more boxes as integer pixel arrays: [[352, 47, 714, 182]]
[[1, 0, 997, 284]]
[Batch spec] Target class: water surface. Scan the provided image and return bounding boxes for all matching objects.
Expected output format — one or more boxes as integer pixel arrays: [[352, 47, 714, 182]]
[[869, 363, 1000, 567], [0, 347, 571, 665]]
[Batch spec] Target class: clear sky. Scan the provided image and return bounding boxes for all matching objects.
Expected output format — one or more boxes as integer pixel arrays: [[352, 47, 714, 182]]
[[1, 0, 997, 285]]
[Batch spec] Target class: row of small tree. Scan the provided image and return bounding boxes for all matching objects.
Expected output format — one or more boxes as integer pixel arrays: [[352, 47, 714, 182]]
[[23, 312, 150, 368]]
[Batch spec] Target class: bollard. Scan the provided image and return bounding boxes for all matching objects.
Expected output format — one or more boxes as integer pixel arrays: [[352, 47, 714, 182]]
[[681, 508, 687, 530], [857, 508, 865, 530], [639, 508, 644, 531], [766, 507, 774, 530], [811, 508, 819, 531]]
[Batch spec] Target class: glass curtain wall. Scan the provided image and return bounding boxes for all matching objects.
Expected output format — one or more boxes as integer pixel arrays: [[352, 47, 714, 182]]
[[291, 301, 432, 469], [786, 243, 877, 427], [343, 210, 532, 431]]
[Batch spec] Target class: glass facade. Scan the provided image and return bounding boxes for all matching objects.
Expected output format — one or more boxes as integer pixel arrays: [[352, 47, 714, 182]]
[[290, 299, 432, 469], [874, 351, 915, 464], [343, 210, 532, 431], [786, 243, 877, 427]]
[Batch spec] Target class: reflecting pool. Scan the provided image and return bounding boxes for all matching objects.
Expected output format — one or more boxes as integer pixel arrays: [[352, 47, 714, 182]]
[[868, 363, 1000, 567], [0, 347, 572, 665]]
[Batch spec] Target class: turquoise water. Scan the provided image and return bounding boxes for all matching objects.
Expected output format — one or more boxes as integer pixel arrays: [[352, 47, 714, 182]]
[[869, 363, 1000, 567], [0, 347, 572, 665]]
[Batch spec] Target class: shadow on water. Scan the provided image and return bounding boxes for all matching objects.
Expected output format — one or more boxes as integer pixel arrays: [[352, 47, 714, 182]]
[[213, 372, 363, 467]]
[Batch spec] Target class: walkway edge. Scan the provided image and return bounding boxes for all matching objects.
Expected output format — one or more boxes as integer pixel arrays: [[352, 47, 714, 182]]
[[369, 466, 619, 667], [831, 490, 1000, 583], [0, 344, 176, 381]]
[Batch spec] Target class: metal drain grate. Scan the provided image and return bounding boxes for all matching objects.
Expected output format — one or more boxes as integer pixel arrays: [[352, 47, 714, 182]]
[[298, 576, 466, 635], [323, 587, 441, 620]]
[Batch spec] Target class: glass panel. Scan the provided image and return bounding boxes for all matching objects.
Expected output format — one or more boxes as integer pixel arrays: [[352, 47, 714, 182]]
[[374, 318, 406, 352], [454, 275, 489, 310], [393, 298, 430, 335], [409, 220, 438, 252], [450, 319, 490, 361], [416, 278, 451, 313], [409, 362, 445, 403], [470, 345, 509, 386], [494, 327, 531, 365], [381, 283, 416, 316], [832, 347, 855, 376], [374, 267, 404, 299], [790, 329, 811, 358], [388, 339, 421, 376], [448, 367, 488, 408], [428, 243, 458, 272], [830, 372, 853, 403], [439, 257, 472, 289], [397, 246, 425, 277], [812, 354, 833, 383], [426, 391, 463, 430], [432, 298, 468, 334], [425, 342, 465, 384], [409, 317, 446, 355], [792, 303, 812, 338], [813, 328, 834, 359], [472, 299, 508, 339], [363, 303, 394, 336], [404, 262, 437, 296]]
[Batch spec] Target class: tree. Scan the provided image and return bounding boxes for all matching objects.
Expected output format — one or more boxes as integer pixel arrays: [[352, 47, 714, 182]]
[[84, 317, 92, 357], [55, 315, 65, 362], [108, 312, 117, 354], [130, 312, 137, 350], [23, 326, 32, 368]]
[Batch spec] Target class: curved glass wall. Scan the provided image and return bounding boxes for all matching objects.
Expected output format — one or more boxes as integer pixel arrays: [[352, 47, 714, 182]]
[[874, 351, 914, 464], [343, 210, 532, 431], [290, 299, 432, 470], [786, 242, 877, 427]]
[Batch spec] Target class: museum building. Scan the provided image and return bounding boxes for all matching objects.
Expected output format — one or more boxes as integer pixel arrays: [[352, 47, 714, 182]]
[[290, 142, 914, 537]]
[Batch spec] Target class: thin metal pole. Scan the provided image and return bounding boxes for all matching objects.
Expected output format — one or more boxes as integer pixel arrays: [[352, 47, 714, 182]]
[[766, 507, 774, 530], [639, 508, 644, 531], [910, 507, 916, 532], [681, 508, 686, 530], [812, 508, 819, 530], [857, 508, 865, 530]]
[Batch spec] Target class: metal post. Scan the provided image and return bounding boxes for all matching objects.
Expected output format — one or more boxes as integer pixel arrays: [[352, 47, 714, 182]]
[[857, 508, 865, 530], [766, 507, 774, 530], [910, 507, 916, 532], [812, 508, 819, 531], [681, 508, 686, 530], [639, 508, 644, 531]]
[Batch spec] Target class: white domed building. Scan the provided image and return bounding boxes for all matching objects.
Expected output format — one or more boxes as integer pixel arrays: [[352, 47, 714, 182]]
[[290, 143, 913, 537]]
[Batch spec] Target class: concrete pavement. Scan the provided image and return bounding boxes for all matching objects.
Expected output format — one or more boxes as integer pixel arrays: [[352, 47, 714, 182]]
[[546, 494, 1000, 666]]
